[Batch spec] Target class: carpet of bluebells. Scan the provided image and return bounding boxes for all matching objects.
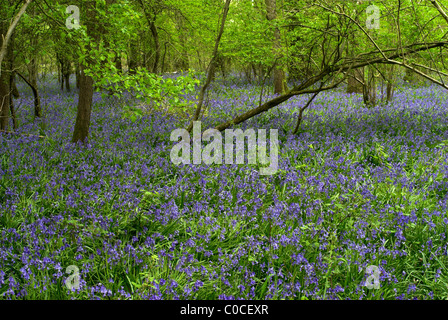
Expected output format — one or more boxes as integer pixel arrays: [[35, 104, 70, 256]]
[[1, 75, 448, 300]]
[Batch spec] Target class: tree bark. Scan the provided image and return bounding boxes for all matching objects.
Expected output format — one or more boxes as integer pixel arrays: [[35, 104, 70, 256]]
[[59, 55, 71, 92], [186, 0, 231, 132], [175, 12, 189, 71], [363, 66, 376, 106], [72, 1, 98, 144], [265, 0, 286, 94], [149, 20, 160, 74], [347, 67, 364, 93], [0, 70, 10, 131], [213, 41, 448, 132], [0, 0, 32, 77], [64, 74, 70, 92], [17, 71, 41, 118], [0, 12, 10, 131], [75, 62, 80, 89], [72, 66, 93, 143], [8, 30, 16, 129], [115, 53, 122, 73], [11, 76, 19, 98], [386, 65, 395, 102], [137, 0, 160, 74], [128, 39, 139, 74]]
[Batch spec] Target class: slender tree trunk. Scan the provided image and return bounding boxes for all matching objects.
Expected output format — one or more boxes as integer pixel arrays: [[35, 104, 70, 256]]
[[28, 5, 38, 88], [346, 17, 364, 94], [175, 13, 189, 71], [386, 65, 394, 101], [72, 66, 93, 143], [17, 72, 40, 118], [245, 65, 252, 83], [252, 64, 257, 82], [403, 67, 415, 84], [115, 53, 122, 73], [362, 66, 377, 106], [137, 0, 160, 74], [0, 0, 32, 77], [265, 0, 286, 94], [64, 72, 70, 92], [75, 62, 80, 89], [386, 81, 393, 101], [186, 0, 231, 132], [8, 31, 16, 129], [11, 76, 19, 98], [61, 56, 71, 92], [347, 67, 364, 93], [128, 40, 138, 74], [57, 56, 62, 88], [0, 68, 10, 131], [58, 54, 65, 91], [161, 42, 167, 73], [28, 57, 38, 87], [149, 20, 160, 74], [0, 16, 10, 131]]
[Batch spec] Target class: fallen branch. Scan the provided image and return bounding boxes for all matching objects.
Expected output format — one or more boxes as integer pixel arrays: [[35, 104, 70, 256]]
[[213, 41, 448, 132]]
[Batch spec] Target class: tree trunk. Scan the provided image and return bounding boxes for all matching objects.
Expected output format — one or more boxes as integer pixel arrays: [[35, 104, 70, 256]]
[[72, 65, 93, 143], [11, 76, 19, 98], [363, 66, 377, 106], [149, 20, 160, 74], [75, 62, 80, 89], [265, 0, 286, 94], [346, 15, 364, 95], [175, 13, 189, 71], [386, 81, 393, 101], [17, 72, 40, 118], [403, 67, 415, 84], [137, 0, 160, 74], [57, 57, 62, 88], [0, 69, 10, 131], [58, 54, 70, 91], [60, 56, 71, 92], [386, 65, 395, 101], [0, 17, 10, 131], [161, 42, 167, 73], [28, 56, 38, 87], [28, 5, 38, 88], [0, 0, 31, 77], [128, 40, 139, 74], [186, 0, 231, 132], [245, 65, 252, 83], [115, 53, 122, 73], [8, 31, 16, 129], [72, 0, 98, 144], [64, 72, 70, 92], [347, 67, 364, 93]]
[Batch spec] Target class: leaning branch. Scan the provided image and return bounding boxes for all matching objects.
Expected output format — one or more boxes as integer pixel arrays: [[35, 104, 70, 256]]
[[16, 71, 41, 117], [213, 41, 448, 132], [186, 0, 231, 132], [0, 0, 32, 76], [431, 0, 448, 25]]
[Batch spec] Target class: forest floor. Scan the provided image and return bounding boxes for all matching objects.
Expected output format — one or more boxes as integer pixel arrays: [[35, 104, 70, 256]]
[[0, 77, 447, 299]]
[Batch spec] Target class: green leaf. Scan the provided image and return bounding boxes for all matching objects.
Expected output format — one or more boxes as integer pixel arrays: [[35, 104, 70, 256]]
[[260, 274, 274, 298]]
